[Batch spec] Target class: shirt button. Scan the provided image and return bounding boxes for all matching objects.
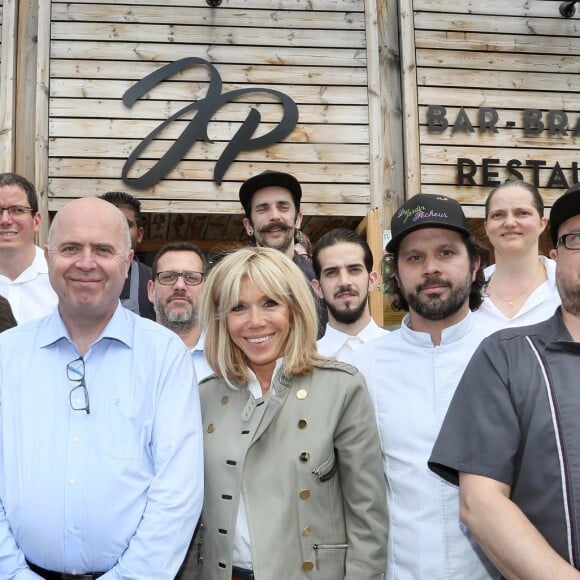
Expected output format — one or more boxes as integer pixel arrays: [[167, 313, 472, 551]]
[[299, 452, 310, 462], [299, 489, 310, 500], [69, 478, 76, 485], [303, 561, 314, 571], [207, 424, 215, 433], [72, 436, 80, 443], [302, 526, 311, 536], [298, 419, 308, 429], [67, 525, 76, 533]]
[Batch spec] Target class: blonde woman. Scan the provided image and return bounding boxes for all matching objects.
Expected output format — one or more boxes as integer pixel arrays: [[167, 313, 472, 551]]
[[474, 180, 560, 333], [182, 247, 387, 580]]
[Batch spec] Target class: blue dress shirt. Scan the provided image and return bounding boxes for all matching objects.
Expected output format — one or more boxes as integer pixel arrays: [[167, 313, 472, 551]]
[[0, 304, 204, 579]]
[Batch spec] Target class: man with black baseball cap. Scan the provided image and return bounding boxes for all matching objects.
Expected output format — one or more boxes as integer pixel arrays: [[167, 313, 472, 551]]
[[429, 182, 580, 579], [346, 193, 497, 579], [239, 170, 327, 336]]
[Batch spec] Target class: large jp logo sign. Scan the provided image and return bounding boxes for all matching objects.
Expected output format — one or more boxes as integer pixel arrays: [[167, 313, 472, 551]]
[[121, 57, 299, 189]]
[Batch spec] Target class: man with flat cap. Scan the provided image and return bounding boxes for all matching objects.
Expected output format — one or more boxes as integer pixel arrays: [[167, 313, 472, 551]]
[[430, 183, 580, 579], [239, 170, 327, 336]]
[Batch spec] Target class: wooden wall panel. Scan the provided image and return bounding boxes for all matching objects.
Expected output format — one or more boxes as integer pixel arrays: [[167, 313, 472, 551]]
[[47, 0, 373, 231], [405, 0, 579, 217], [0, 0, 16, 173]]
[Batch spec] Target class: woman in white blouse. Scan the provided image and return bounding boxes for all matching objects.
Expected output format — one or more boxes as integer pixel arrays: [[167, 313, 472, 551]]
[[474, 180, 560, 333]]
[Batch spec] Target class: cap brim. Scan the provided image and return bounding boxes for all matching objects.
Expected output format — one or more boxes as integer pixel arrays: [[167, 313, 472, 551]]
[[386, 223, 471, 253]]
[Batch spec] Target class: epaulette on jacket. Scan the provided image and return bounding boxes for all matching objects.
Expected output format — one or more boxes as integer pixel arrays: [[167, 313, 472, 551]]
[[199, 374, 217, 386], [317, 359, 359, 375]]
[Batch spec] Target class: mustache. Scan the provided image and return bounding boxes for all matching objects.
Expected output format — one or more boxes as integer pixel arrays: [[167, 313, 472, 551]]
[[168, 292, 193, 304], [258, 221, 290, 234], [334, 285, 358, 298], [417, 277, 451, 292]]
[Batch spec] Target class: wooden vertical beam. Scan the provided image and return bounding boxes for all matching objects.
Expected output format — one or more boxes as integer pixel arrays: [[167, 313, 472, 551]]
[[0, 0, 17, 172], [35, 0, 50, 243], [400, 0, 421, 198], [364, 0, 384, 324], [365, 207, 384, 325], [379, 0, 405, 223], [15, 0, 37, 178]]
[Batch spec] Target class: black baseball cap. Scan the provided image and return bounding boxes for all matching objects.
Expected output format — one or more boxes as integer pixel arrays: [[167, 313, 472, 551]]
[[239, 171, 302, 215], [386, 193, 470, 253], [550, 182, 580, 247]]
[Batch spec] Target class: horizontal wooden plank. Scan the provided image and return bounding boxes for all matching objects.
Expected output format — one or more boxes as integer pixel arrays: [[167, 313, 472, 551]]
[[50, 42, 367, 67], [413, 12, 578, 38], [50, 22, 366, 48], [48, 137, 371, 163], [417, 67, 580, 94], [416, 48, 580, 75], [415, 30, 580, 55], [52, 0, 364, 11], [418, 184, 567, 208], [420, 164, 580, 186], [418, 86, 580, 111], [48, 158, 371, 182], [49, 73, 369, 105], [52, 4, 366, 30], [49, 198, 370, 217], [49, 119, 370, 144], [419, 128, 579, 149], [420, 145, 580, 165], [49, 99, 370, 124], [49, 71, 368, 98], [413, 0, 565, 18]]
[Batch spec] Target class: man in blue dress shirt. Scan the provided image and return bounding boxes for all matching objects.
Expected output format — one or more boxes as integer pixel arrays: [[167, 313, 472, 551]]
[[0, 197, 204, 579]]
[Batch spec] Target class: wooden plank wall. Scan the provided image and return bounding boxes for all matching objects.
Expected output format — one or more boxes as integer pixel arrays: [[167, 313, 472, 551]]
[[46, 0, 373, 240], [0, 0, 16, 173], [403, 0, 580, 217]]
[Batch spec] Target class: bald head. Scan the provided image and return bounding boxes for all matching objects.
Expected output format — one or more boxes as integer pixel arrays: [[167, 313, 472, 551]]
[[45, 197, 134, 327], [48, 197, 131, 255]]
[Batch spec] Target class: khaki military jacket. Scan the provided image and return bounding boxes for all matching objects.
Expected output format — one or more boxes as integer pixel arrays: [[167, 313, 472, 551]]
[[179, 360, 387, 580]]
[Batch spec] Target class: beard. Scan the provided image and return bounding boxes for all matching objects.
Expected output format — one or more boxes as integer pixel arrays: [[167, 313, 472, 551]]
[[326, 290, 369, 325], [402, 274, 472, 321], [155, 295, 198, 331], [556, 269, 580, 315]]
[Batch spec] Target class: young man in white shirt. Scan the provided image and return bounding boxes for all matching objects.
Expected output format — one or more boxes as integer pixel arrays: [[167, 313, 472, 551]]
[[312, 228, 387, 360], [349, 194, 498, 580], [0, 173, 57, 323]]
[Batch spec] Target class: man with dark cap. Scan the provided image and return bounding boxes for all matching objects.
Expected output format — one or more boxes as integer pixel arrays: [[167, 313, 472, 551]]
[[347, 193, 497, 579], [430, 183, 580, 579], [239, 170, 327, 336]]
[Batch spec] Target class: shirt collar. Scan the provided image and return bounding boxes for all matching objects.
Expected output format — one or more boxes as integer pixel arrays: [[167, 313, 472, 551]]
[[39, 302, 134, 350], [191, 331, 205, 354], [400, 310, 474, 347]]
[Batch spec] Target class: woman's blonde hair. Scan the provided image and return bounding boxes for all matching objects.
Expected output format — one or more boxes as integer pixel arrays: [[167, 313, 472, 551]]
[[200, 247, 325, 387]]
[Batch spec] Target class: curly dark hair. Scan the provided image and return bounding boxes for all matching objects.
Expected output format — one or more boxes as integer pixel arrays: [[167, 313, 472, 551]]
[[385, 236, 488, 312]]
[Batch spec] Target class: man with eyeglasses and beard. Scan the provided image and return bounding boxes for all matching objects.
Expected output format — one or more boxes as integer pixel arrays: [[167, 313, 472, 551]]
[[0, 197, 203, 579], [0, 172, 57, 323], [239, 170, 327, 337], [430, 184, 580, 579], [148, 241, 213, 381], [311, 228, 388, 360], [348, 194, 499, 580]]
